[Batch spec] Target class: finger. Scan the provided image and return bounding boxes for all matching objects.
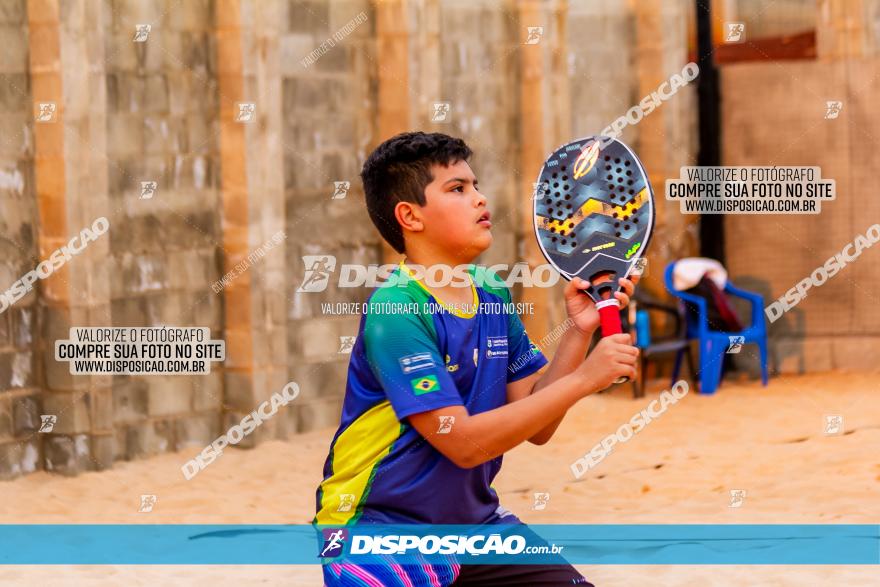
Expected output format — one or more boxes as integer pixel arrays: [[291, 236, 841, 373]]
[[614, 360, 637, 375], [605, 333, 633, 344], [618, 345, 640, 357], [618, 277, 635, 296], [614, 291, 630, 308], [566, 277, 588, 295], [614, 353, 638, 366]]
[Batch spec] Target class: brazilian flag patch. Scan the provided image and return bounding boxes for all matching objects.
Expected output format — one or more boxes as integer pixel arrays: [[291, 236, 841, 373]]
[[411, 374, 440, 395]]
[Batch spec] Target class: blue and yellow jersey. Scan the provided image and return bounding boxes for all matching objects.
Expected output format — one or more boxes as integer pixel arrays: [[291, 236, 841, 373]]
[[314, 261, 548, 526]]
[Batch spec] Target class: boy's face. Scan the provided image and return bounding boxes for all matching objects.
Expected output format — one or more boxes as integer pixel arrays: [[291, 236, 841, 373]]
[[404, 160, 492, 261]]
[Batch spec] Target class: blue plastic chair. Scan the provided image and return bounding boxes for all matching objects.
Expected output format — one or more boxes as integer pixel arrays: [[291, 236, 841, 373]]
[[663, 262, 769, 394]]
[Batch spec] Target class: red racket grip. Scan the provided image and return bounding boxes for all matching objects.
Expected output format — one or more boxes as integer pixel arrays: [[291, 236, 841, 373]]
[[595, 299, 629, 384], [596, 299, 623, 337]]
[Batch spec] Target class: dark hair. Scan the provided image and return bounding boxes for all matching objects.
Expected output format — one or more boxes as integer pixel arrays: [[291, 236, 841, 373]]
[[360, 131, 473, 253]]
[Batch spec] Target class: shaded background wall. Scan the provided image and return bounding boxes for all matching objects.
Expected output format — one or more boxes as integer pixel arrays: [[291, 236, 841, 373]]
[[0, 0, 876, 479], [720, 0, 880, 374]]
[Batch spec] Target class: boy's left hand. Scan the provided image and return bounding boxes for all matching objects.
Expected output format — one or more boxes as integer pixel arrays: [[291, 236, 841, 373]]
[[564, 275, 639, 335]]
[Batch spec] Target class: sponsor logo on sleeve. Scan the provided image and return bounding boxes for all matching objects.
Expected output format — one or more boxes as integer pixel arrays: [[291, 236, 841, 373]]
[[399, 352, 435, 374]]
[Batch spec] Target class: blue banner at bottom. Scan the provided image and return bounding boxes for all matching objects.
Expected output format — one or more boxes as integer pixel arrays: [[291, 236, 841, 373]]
[[0, 524, 877, 565]]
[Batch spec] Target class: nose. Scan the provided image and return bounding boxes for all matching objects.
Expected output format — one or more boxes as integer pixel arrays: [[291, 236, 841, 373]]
[[474, 189, 487, 208]]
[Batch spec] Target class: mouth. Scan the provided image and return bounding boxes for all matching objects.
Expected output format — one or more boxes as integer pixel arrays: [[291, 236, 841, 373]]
[[477, 211, 492, 228]]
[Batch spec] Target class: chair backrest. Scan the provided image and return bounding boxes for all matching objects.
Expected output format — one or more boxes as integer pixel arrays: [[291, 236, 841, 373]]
[[664, 261, 706, 338]]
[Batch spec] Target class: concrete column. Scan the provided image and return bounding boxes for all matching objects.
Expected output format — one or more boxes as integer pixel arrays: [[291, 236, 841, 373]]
[[516, 0, 558, 340], [817, 0, 866, 59], [375, 0, 411, 265], [0, 0, 41, 480], [26, 0, 114, 476], [215, 0, 289, 444], [630, 0, 699, 291]]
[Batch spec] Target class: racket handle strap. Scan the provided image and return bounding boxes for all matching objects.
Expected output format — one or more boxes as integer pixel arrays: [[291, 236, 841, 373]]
[[596, 299, 623, 337]]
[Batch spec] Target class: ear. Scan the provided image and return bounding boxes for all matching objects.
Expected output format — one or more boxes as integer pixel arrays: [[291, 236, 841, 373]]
[[394, 201, 425, 233]]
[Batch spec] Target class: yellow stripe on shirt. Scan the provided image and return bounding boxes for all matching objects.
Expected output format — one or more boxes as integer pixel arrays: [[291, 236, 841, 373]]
[[315, 400, 403, 525]]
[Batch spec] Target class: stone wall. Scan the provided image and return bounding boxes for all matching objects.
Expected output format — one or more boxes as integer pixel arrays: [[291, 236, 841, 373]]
[[0, 0, 698, 479], [102, 0, 224, 463]]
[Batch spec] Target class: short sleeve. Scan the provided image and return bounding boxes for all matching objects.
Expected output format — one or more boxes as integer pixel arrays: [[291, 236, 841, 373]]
[[506, 307, 549, 382], [363, 302, 464, 420]]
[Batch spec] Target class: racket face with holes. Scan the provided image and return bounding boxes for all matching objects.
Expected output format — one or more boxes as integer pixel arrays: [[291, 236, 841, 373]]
[[533, 136, 654, 304]]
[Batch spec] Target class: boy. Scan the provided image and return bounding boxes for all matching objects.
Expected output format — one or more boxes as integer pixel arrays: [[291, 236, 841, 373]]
[[314, 132, 639, 586]]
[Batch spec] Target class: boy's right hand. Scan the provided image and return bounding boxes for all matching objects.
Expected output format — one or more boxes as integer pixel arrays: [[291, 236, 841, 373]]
[[575, 334, 639, 394]]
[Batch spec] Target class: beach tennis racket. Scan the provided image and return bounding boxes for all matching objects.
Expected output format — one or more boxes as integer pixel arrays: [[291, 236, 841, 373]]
[[533, 136, 655, 383]]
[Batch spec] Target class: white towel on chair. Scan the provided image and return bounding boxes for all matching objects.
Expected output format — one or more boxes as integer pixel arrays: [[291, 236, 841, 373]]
[[673, 257, 728, 291]]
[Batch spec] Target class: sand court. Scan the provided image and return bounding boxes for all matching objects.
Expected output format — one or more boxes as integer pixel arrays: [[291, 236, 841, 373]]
[[2, 372, 877, 585]]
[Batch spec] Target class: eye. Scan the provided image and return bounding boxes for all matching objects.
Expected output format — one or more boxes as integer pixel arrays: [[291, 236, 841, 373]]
[[451, 185, 464, 192]]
